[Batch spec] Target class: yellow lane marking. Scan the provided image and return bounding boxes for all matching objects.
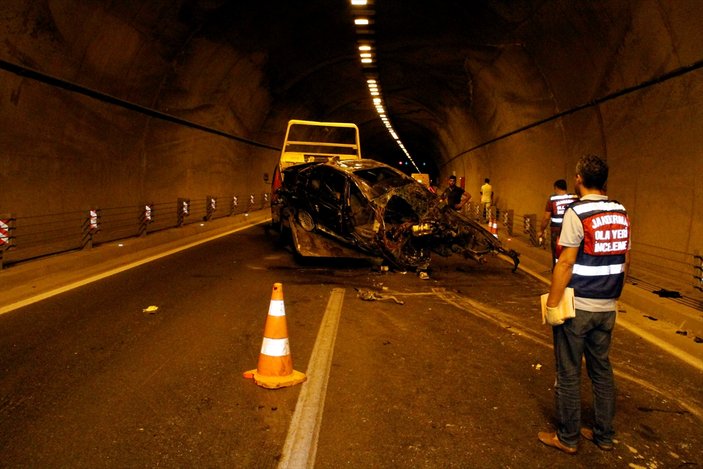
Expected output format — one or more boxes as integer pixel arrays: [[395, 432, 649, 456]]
[[0, 219, 269, 316]]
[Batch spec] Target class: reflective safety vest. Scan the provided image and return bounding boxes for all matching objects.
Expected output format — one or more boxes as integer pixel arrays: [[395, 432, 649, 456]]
[[568, 199, 630, 299], [549, 193, 579, 228]]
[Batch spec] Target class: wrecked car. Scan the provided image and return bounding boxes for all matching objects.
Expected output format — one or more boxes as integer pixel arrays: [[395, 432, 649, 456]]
[[270, 119, 520, 272]]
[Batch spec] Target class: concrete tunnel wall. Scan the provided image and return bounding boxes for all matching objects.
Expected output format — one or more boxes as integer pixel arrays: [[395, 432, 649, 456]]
[[0, 1, 281, 217], [0, 1, 701, 289], [435, 1, 703, 287]]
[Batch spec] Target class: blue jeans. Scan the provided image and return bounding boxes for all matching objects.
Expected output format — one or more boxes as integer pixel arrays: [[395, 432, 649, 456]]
[[552, 309, 616, 447]]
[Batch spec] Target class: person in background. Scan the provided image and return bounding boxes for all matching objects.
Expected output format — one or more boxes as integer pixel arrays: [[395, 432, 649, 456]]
[[540, 179, 579, 268], [440, 175, 470, 210], [538, 154, 631, 455], [428, 179, 438, 194], [480, 178, 493, 221]]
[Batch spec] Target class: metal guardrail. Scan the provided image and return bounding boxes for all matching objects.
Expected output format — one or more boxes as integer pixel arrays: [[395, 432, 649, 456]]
[[0, 193, 271, 269], [3, 196, 701, 304], [500, 208, 702, 307]]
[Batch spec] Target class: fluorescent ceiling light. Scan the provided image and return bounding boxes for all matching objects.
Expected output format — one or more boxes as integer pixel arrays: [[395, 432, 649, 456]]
[[359, 45, 372, 51], [351, 0, 367, 5], [361, 58, 373, 63], [354, 18, 369, 25], [360, 53, 372, 58]]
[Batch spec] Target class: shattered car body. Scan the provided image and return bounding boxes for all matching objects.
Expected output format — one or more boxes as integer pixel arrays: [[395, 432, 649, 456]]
[[272, 158, 520, 272]]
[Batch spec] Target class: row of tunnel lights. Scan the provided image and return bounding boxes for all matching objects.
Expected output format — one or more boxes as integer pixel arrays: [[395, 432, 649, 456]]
[[350, 0, 421, 173]]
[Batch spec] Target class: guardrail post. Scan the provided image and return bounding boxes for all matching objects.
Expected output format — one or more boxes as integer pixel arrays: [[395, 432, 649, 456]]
[[472, 202, 481, 220], [82, 209, 100, 249], [523, 213, 539, 246], [178, 198, 190, 226], [503, 209, 514, 236], [140, 203, 153, 236], [231, 196, 239, 216], [247, 194, 255, 215], [0, 214, 16, 270], [694, 250, 702, 292], [205, 196, 216, 221]]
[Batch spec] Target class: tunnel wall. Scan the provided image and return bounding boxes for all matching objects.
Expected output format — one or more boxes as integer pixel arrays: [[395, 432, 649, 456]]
[[441, 0, 703, 288], [1, 1, 701, 291], [0, 2, 280, 219]]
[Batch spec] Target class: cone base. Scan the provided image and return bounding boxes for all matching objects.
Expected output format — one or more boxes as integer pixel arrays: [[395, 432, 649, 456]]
[[243, 369, 307, 389]]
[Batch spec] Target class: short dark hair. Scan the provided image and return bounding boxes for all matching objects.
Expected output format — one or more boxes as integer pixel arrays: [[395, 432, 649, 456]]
[[576, 154, 608, 190], [553, 179, 567, 190], [484, 178, 490, 183], [448, 175, 457, 181]]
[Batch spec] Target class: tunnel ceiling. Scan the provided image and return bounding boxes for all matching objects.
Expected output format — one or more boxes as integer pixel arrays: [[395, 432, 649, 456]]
[[3, 0, 701, 182], [166, 0, 585, 176], [3, 0, 597, 177]]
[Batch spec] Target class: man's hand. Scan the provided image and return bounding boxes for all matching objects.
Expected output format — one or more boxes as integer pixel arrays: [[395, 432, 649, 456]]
[[540, 210, 551, 233]]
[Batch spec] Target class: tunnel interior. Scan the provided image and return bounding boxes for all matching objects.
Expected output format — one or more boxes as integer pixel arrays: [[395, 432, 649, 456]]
[[1, 0, 702, 290]]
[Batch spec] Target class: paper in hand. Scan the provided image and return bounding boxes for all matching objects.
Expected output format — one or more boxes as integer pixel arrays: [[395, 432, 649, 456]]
[[540, 288, 575, 326]]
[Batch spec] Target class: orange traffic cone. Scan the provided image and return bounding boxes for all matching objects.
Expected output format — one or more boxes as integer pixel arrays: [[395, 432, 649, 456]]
[[491, 221, 498, 238], [243, 283, 306, 389]]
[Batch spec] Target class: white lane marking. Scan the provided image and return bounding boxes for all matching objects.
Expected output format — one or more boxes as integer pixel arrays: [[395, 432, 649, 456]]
[[278, 288, 345, 469], [502, 255, 703, 373], [0, 219, 269, 316], [433, 288, 703, 422]]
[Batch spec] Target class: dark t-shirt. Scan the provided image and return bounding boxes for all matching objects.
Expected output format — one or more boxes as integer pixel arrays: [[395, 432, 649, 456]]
[[442, 185, 465, 208]]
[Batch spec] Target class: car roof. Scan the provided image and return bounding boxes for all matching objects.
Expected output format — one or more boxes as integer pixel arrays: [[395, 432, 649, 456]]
[[332, 158, 394, 173]]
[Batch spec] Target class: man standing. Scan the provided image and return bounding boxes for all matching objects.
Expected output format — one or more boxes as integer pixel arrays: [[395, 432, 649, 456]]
[[540, 179, 579, 268], [440, 175, 470, 210], [538, 154, 630, 455], [480, 178, 493, 221]]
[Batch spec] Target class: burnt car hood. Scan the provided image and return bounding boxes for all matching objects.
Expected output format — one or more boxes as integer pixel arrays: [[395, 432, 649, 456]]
[[368, 183, 520, 271]]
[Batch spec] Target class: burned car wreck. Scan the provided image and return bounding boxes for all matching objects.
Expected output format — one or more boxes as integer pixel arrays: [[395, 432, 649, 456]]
[[271, 158, 520, 272], [269, 120, 519, 272]]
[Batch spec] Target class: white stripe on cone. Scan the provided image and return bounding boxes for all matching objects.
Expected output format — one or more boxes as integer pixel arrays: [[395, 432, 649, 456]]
[[261, 337, 290, 357], [268, 299, 286, 317]]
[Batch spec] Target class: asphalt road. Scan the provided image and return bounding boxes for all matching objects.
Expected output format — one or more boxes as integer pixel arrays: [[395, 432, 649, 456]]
[[0, 226, 701, 468]]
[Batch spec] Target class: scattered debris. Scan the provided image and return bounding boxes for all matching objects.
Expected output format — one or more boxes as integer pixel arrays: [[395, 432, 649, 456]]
[[652, 288, 681, 298], [675, 330, 688, 336], [355, 288, 404, 305], [694, 336, 703, 344], [643, 315, 658, 321], [418, 271, 430, 280], [532, 363, 542, 370], [637, 406, 689, 415], [142, 305, 159, 314]]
